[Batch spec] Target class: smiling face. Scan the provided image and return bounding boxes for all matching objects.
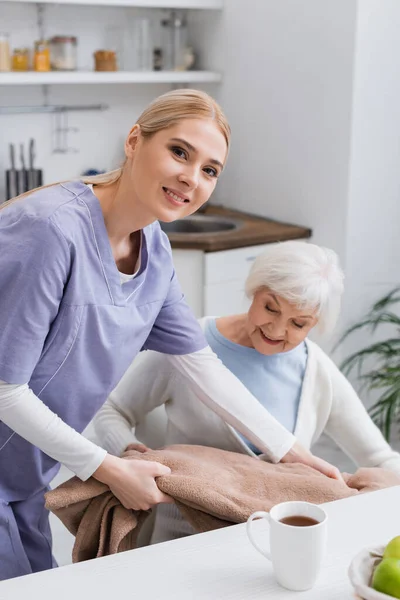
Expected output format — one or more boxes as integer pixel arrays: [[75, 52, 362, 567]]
[[245, 288, 319, 355], [124, 118, 228, 223]]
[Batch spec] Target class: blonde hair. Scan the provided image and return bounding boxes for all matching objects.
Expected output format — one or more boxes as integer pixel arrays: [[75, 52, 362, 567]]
[[84, 88, 230, 185], [245, 241, 345, 334], [1, 89, 230, 211]]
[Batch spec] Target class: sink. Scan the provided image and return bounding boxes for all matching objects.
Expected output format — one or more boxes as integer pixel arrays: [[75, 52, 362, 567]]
[[160, 215, 243, 235]]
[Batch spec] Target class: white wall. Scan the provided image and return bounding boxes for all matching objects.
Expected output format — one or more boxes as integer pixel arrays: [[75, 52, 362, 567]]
[[214, 0, 357, 259], [343, 0, 400, 357]]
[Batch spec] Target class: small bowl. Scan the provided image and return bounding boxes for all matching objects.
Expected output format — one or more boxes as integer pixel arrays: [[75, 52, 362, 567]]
[[349, 546, 398, 600]]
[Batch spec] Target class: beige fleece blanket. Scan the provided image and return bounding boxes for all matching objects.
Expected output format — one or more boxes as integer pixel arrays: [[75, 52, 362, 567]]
[[45, 444, 400, 563]]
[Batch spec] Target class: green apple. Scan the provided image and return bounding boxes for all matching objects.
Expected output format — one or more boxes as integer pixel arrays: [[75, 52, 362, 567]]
[[372, 558, 400, 599], [384, 537, 400, 560]]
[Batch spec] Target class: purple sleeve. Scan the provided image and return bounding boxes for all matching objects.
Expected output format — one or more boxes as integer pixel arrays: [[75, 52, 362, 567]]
[[0, 214, 70, 384], [142, 270, 207, 355]]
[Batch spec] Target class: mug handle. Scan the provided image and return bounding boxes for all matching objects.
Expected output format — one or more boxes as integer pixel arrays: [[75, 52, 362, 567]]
[[246, 511, 272, 560]]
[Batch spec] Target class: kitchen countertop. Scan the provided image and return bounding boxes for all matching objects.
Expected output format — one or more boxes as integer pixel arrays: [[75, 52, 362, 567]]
[[165, 205, 312, 252]]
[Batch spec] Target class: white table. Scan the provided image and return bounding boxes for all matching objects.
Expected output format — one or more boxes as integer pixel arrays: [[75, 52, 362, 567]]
[[1, 486, 400, 599]]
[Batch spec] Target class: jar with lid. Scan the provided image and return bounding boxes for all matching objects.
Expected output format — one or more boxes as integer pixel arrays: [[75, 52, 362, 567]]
[[34, 40, 50, 72], [12, 48, 30, 71], [49, 36, 77, 71], [0, 33, 11, 72]]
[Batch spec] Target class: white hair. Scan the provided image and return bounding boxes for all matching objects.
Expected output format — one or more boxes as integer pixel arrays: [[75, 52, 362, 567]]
[[245, 241, 344, 334]]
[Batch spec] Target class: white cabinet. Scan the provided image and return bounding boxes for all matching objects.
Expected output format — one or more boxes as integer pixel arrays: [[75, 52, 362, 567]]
[[203, 279, 250, 316], [170, 249, 204, 317], [172, 243, 281, 317]]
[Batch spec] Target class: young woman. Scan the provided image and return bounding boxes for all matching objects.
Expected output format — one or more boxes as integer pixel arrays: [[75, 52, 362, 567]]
[[93, 241, 400, 544], [0, 89, 338, 580]]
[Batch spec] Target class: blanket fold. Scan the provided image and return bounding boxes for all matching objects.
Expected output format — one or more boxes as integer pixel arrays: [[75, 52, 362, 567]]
[[45, 445, 400, 563]]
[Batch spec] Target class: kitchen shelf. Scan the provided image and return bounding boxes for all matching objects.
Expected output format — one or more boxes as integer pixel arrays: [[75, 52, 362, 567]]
[[0, 70, 222, 85], [2, 0, 223, 8]]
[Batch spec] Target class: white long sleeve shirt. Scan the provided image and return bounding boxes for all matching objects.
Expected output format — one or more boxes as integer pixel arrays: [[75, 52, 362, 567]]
[[0, 348, 295, 480], [94, 320, 400, 475]]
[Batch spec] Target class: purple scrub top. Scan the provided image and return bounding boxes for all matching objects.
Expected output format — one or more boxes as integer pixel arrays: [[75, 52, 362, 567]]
[[0, 181, 206, 501]]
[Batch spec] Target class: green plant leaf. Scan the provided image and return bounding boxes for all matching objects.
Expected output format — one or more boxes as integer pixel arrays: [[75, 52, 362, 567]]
[[372, 287, 400, 312], [340, 339, 400, 376], [337, 287, 400, 439], [336, 314, 400, 350]]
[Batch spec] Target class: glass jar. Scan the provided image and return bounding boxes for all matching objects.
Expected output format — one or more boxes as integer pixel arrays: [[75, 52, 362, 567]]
[[0, 33, 11, 72], [34, 39, 50, 72], [12, 48, 30, 71], [125, 17, 152, 71], [161, 11, 188, 71], [49, 36, 77, 71]]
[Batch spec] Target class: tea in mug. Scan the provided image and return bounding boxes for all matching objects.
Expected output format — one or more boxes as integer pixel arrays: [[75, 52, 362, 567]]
[[279, 516, 319, 527]]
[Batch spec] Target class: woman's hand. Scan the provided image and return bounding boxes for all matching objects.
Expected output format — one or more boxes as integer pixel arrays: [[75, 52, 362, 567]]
[[93, 454, 174, 511], [281, 441, 343, 481], [344, 467, 400, 491], [125, 442, 151, 453]]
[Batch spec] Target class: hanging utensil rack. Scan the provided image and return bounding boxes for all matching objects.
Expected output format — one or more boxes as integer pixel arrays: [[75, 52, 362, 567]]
[[0, 104, 108, 115], [0, 102, 109, 153]]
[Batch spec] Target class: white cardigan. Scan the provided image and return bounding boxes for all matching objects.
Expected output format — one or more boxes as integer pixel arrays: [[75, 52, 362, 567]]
[[94, 318, 400, 472], [93, 317, 400, 542]]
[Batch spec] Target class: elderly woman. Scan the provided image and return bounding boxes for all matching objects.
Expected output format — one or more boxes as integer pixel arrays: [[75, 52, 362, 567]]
[[93, 240, 400, 544]]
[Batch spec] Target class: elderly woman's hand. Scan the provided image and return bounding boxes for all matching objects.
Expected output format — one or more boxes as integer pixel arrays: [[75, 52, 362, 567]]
[[281, 441, 343, 481], [124, 442, 151, 454]]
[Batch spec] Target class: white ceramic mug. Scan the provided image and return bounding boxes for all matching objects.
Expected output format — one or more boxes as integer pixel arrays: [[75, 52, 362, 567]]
[[246, 501, 328, 591]]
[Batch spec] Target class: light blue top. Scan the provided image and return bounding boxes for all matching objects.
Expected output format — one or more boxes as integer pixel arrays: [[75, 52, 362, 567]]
[[204, 318, 308, 453]]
